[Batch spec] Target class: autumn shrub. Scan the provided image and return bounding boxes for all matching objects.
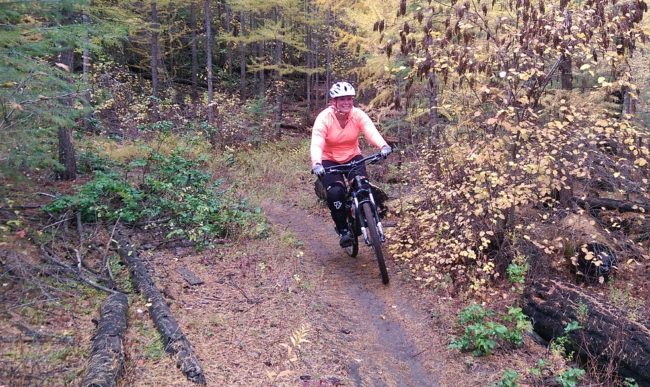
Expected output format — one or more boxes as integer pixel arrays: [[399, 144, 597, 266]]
[[389, 96, 649, 292], [378, 0, 649, 294]]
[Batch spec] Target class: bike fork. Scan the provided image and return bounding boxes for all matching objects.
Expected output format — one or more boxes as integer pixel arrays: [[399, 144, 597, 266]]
[[367, 193, 386, 243]]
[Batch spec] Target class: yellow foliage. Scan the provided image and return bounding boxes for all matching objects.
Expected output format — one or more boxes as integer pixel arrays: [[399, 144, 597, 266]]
[[389, 90, 648, 294]]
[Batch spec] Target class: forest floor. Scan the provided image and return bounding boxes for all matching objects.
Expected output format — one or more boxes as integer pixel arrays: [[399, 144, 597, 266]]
[[114, 193, 550, 386], [8, 135, 649, 386], [0, 138, 555, 386]]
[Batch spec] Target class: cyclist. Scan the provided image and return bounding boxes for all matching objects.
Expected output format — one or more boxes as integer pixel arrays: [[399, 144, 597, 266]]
[[311, 81, 391, 248]]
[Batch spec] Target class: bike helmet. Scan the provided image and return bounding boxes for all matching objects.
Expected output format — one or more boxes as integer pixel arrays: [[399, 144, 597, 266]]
[[329, 82, 356, 99]]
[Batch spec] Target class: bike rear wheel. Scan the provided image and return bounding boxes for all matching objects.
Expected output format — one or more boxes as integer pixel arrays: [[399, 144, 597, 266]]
[[362, 202, 389, 284]]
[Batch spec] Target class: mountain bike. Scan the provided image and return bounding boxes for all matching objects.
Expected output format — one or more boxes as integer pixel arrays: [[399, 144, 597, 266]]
[[322, 152, 390, 284]]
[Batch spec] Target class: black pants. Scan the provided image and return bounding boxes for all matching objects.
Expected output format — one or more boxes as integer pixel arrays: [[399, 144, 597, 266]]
[[320, 155, 367, 234]]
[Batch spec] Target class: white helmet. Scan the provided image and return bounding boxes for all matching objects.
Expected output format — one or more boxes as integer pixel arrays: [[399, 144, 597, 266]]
[[329, 82, 356, 99]]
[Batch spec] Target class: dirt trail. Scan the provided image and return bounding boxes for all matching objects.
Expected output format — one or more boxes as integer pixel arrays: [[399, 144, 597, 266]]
[[264, 203, 441, 386], [127, 200, 493, 386]]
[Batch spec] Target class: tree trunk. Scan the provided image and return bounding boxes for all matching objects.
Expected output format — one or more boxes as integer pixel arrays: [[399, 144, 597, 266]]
[[81, 10, 94, 131], [204, 0, 214, 124], [325, 8, 332, 105], [239, 11, 246, 99], [523, 278, 650, 385], [114, 233, 206, 385], [190, 1, 198, 102], [274, 13, 284, 139], [255, 14, 265, 98], [150, 1, 160, 122], [560, 10, 573, 90], [305, 0, 312, 112], [225, 6, 233, 81], [623, 85, 636, 115], [428, 71, 439, 147], [57, 127, 76, 180], [82, 13, 90, 84], [81, 292, 128, 387]]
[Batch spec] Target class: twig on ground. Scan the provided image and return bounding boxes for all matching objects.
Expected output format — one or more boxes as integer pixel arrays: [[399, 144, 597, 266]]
[[102, 218, 121, 287], [36, 192, 57, 199], [227, 280, 261, 305], [40, 243, 121, 295], [41, 216, 74, 231], [76, 212, 83, 247]]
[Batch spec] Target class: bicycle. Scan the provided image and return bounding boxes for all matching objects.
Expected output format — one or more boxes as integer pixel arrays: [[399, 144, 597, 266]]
[[321, 152, 390, 284]]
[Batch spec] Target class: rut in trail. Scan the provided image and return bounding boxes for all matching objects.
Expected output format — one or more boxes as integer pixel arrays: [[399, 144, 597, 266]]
[[264, 203, 441, 387]]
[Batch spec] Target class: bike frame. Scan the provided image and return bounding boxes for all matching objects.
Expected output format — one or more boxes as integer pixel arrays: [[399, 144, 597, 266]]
[[322, 153, 386, 245]]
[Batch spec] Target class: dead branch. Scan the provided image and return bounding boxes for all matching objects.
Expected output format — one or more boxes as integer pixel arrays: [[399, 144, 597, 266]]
[[40, 243, 121, 295], [41, 216, 74, 231], [102, 219, 121, 287]]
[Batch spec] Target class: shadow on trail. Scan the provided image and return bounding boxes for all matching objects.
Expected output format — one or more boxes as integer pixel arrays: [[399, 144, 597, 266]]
[[264, 203, 438, 387]]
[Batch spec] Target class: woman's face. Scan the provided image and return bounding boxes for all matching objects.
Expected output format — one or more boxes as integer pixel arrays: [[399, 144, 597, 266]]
[[333, 96, 354, 114]]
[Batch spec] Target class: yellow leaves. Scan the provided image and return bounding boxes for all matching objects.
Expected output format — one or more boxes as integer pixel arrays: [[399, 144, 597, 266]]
[[597, 77, 613, 87], [579, 64, 591, 71], [1, 81, 17, 88], [634, 158, 647, 167], [280, 324, 310, 363]]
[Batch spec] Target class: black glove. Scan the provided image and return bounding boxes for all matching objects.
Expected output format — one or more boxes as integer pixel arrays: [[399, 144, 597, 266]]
[[380, 145, 392, 158], [312, 163, 325, 177]]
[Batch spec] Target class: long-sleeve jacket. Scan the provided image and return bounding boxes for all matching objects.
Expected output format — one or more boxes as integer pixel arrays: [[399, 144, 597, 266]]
[[310, 106, 388, 165]]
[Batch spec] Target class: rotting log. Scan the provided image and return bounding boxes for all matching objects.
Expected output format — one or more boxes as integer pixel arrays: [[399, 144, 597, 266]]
[[81, 292, 128, 387], [114, 233, 206, 385], [576, 197, 650, 214], [523, 279, 650, 384]]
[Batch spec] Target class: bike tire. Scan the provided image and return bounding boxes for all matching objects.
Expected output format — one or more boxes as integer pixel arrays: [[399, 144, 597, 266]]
[[362, 202, 389, 284]]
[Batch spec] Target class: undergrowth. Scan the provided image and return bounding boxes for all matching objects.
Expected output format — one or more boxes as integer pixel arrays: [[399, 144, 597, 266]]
[[44, 143, 263, 248], [449, 304, 532, 356]]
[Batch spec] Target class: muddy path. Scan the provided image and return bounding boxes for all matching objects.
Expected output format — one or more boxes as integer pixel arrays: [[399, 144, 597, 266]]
[[263, 203, 442, 387]]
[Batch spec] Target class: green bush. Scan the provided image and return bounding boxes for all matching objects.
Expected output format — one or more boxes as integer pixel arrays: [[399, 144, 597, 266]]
[[44, 150, 263, 248], [556, 367, 585, 387], [449, 304, 531, 356], [44, 171, 143, 222], [497, 369, 519, 387], [506, 255, 529, 285]]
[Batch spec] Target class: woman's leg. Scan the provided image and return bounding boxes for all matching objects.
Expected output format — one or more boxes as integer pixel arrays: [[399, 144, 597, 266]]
[[319, 163, 348, 233]]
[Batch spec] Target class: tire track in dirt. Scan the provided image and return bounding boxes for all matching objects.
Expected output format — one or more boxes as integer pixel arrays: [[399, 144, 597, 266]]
[[264, 203, 439, 387]]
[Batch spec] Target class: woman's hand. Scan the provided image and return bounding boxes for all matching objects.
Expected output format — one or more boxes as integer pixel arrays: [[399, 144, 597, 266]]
[[380, 145, 392, 158], [312, 163, 325, 176]]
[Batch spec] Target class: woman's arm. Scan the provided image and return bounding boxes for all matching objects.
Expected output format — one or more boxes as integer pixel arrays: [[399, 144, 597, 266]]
[[357, 109, 388, 149]]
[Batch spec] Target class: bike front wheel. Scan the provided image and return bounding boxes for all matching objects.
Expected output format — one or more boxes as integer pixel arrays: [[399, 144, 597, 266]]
[[362, 202, 389, 284]]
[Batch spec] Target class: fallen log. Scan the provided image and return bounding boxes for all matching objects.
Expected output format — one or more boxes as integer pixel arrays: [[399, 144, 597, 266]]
[[114, 233, 206, 385], [576, 197, 650, 214], [523, 278, 650, 385], [81, 292, 129, 387]]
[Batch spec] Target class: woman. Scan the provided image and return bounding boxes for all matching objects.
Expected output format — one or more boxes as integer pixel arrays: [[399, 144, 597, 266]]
[[311, 81, 391, 247]]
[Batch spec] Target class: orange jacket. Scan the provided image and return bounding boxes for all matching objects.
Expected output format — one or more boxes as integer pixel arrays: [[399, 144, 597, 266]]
[[310, 106, 388, 165]]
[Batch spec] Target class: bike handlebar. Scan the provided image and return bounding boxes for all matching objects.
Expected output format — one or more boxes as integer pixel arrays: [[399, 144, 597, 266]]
[[321, 152, 386, 175]]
